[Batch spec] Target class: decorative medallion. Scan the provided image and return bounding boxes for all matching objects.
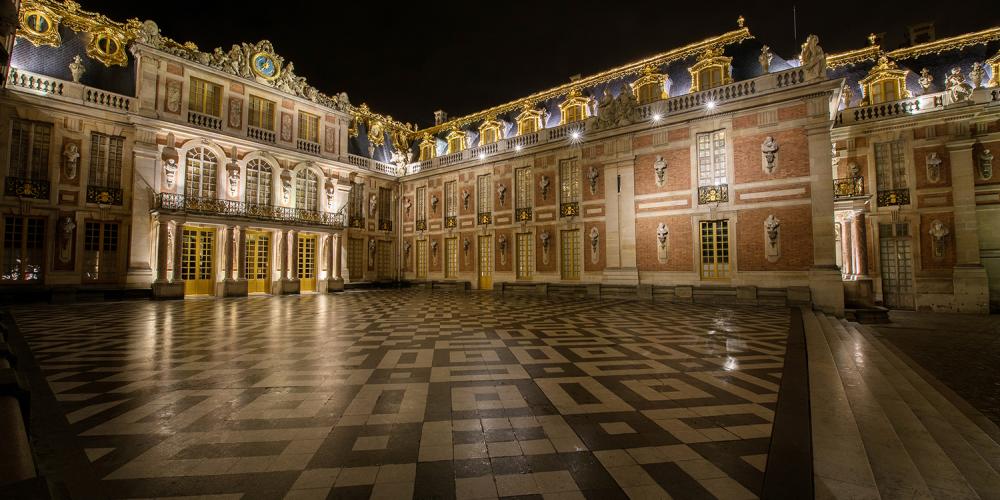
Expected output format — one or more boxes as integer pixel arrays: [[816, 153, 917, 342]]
[[18, 7, 61, 47], [251, 52, 280, 80], [88, 30, 128, 67]]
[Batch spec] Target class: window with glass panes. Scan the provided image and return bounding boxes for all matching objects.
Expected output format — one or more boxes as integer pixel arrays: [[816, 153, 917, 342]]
[[480, 127, 499, 145], [875, 141, 907, 190], [83, 221, 119, 282], [697, 130, 727, 187], [295, 169, 319, 211], [248, 95, 275, 130], [378, 187, 392, 224], [637, 82, 664, 104], [189, 77, 222, 116], [518, 115, 538, 135], [1, 216, 45, 282], [448, 134, 465, 154], [516, 233, 533, 280], [244, 159, 272, 205], [349, 183, 365, 221], [416, 187, 426, 221], [416, 239, 428, 278], [9, 119, 51, 180], [560, 229, 580, 280], [559, 159, 580, 203], [515, 167, 532, 209], [700, 220, 730, 279], [185, 147, 218, 198], [563, 105, 584, 123], [445, 181, 457, 217], [348, 238, 365, 280], [698, 67, 724, 90], [869, 79, 902, 104], [477, 174, 492, 213], [298, 112, 319, 142], [88, 133, 124, 188]]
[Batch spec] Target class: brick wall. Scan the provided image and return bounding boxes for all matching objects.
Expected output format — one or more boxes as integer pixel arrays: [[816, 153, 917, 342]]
[[636, 216, 693, 272], [733, 128, 809, 184], [919, 212, 956, 270], [584, 221, 606, 272], [735, 205, 813, 271], [634, 147, 691, 195], [913, 145, 951, 188]]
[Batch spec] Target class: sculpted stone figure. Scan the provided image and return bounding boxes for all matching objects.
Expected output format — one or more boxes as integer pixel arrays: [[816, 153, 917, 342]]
[[63, 142, 80, 180], [929, 219, 950, 258], [918, 68, 934, 94], [925, 152, 943, 183], [979, 148, 994, 180], [761, 136, 779, 173], [970, 62, 985, 89], [589, 227, 600, 263], [498, 234, 507, 265], [595, 87, 617, 130], [657, 223, 668, 246], [945, 67, 973, 102], [403, 197, 412, 216], [764, 215, 781, 247], [369, 194, 378, 217], [799, 34, 827, 81], [497, 183, 507, 208], [59, 217, 75, 264], [430, 194, 439, 213], [69, 55, 85, 83], [588, 166, 599, 194], [227, 165, 240, 197], [539, 175, 550, 200], [163, 158, 178, 188], [540, 231, 551, 265], [759, 45, 773, 73], [654, 156, 667, 187], [462, 189, 470, 210], [840, 83, 854, 109]]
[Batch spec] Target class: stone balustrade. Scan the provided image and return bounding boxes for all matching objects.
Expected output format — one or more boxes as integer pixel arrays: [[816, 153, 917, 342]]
[[8, 68, 134, 114]]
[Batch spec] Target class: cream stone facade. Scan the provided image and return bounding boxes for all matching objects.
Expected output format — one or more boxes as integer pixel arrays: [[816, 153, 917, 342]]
[[1, 0, 998, 313]]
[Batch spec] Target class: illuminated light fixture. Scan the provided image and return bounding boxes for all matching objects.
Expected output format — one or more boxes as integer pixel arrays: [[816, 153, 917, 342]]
[[478, 152, 487, 160], [652, 113, 662, 121], [705, 101, 717, 110], [515, 145, 523, 152], [570, 131, 581, 140]]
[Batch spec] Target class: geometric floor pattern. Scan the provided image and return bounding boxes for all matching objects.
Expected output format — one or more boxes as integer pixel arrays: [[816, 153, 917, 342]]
[[11, 290, 789, 499]]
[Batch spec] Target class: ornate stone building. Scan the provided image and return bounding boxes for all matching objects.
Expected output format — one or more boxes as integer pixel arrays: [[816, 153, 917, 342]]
[[1, 0, 998, 313]]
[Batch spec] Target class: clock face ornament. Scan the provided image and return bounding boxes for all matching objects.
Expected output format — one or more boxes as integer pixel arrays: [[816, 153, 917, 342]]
[[252, 52, 280, 80]]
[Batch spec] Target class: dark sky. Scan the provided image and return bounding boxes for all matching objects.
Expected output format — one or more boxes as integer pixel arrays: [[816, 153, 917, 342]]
[[88, 0, 993, 127]]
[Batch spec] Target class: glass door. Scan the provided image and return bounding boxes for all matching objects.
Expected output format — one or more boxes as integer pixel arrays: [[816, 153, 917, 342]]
[[245, 231, 270, 293], [182, 226, 215, 295], [298, 233, 317, 291], [478, 235, 493, 290]]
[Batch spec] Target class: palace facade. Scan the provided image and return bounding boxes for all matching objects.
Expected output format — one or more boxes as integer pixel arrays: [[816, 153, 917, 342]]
[[2, 0, 999, 314]]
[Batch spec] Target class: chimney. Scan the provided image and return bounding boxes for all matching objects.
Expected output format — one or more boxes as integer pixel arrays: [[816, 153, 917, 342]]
[[569, 74, 582, 82], [434, 110, 448, 126]]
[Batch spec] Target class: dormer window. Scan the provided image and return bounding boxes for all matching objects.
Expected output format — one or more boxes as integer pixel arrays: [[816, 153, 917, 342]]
[[860, 56, 909, 105], [688, 47, 733, 93], [633, 64, 669, 104], [559, 88, 591, 125], [516, 107, 544, 135], [446, 129, 467, 154], [478, 117, 504, 146], [419, 134, 436, 161]]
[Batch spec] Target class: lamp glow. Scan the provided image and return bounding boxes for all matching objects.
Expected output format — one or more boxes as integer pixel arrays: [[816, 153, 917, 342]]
[[705, 101, 716, 110], [652, 113, 662, 121], [478, 152, 487, 160], [570, 131, 581, 140], [515, 145, 523, 152]]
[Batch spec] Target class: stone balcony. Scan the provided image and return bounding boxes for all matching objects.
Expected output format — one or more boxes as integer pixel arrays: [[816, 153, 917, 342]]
[[834, 87, 997, 127], [7, 68, 135, 114], [152, 193, 345, 228]]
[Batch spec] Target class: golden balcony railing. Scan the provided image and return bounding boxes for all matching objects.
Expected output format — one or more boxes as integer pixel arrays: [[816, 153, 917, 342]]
[[153, 193, 345, 228]]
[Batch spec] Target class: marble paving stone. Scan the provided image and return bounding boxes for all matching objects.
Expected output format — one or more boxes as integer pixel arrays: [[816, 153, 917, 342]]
[[11, 290, 789, 499]]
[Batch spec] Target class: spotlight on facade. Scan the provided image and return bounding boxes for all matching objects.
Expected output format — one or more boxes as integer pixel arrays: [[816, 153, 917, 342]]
[[705, 101, 716, 110], [652, 113, 662, 122], [515, 145, 523, 152], [478, 152, 487, 160], [570, 131, 581, 140]]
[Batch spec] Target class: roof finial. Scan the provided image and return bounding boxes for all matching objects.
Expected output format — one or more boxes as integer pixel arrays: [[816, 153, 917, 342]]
[[737, 15, 745, 28]]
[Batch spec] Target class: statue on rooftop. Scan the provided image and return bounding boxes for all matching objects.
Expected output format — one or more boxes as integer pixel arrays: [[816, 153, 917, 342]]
[[945, 67, 973, 103], [799, 35, 827, 81]]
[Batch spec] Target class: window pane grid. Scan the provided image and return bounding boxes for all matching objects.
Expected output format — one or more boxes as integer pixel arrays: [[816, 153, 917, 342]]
[[516, 233, 533, 280], [245, 159, 273, 205], [515, 167, 532, 209], [477, 175, 492, 213], [416, 187, 426, 220], [185, 148, 218, 198], [697, 131, 727, 187], [445, 238, 457, 278], [560, 230, 580, 280], [700, 220, 729, 279], [295, 170, 319, 211], [445, 181, 457, 217], [559, 160, 580, 203]]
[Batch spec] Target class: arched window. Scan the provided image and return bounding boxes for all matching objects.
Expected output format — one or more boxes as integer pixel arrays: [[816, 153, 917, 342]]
[[633, 64, 668, 104], [860, 56, 909, 105], [295, 169, 319, 211], [446, 129, 467, 154], [185, 147, 218, 198], [516, 107, 544, 135], [478, 117, 504, 146], [558, 88, 591, 125], [419, 134, 435, 161], [245, 158, 273, 206], [688, 47, 732, 93]]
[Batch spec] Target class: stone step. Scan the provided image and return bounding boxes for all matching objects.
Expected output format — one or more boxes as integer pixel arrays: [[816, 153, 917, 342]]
[[844, 307, 891, 324]]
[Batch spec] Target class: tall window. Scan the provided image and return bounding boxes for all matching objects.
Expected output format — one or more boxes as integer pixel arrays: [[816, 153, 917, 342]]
[[419, 136, 435, 161], [348, 183, 365, 222], [2, 216, 45, 282], [245, 158, 273, 205], [189, 77, 222, 116], [445, 238, 458, 278], [445, 181, 457, 218], [447, 131, 466, 154], [348, 238, 364, 280], [559, 159, 580, 204], [416, 240, 428, 279], [248, 95, 275, 130], [698, 67, 724, 90], [700, 220, 730, 279], [477, 174, 492, 213], [295, 169, 319, 211], [9, 119, 51, 180], [185, 147, 218, 198], [515, 167, 532, 209], [560, 229, 580, 280], [563, 105, 584, 124], [83, 221, 119, 282], [416, 186, 426, 222], [298, 112, 320, 143], [875, 141, 907, 190], [88, 133, 124, 188], [378, 187, 392, 226], [516, 233, 533, 280], [697, 130, 727, 186]]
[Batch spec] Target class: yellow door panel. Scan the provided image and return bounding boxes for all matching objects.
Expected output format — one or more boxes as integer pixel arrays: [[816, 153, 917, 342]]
[[478, 235, 492, 290], [246, 231, 270, 294], [298, 234, 317, 292], [182, 227, 215, 296]]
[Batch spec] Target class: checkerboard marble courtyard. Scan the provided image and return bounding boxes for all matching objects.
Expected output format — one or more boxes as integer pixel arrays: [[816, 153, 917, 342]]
[[11, 290, 790, 499]]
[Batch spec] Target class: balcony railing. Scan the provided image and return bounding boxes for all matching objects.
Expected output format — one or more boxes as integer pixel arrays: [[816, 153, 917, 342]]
[[833, 176, 865, 199], [7, 68, 134, 114], [477, 212, 492, 225], [4, 176, 49, 199], [153, 193, 344, 228], [836, 92, 947, 126], [515, 207, 532, 222], [876, 188, 910, 207], [415, 219, 427, 231], [444, 216, 457, 228], [378, 219, 392, 231], [349, 216, 365, 229], [559, 202, 580, 217], [187, 110, 223, 131], [247, 125, 276, 143], [698, 184, 729, 204], [296, 138, 322, 155], [345, 154, 399, 176], [86, 185, 123, 205]]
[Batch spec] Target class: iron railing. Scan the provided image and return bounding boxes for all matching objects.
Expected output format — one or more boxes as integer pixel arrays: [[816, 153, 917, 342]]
[[86, 185, 124, 205], [833, 176, 865, 199], [698, 184, 729, 204], [4, 176, 49, 200], [153, 193, 345, 228], [876, 188, 910, 207]]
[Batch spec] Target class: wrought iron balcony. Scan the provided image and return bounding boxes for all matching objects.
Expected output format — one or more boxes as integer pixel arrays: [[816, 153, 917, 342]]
[[444, 216, 457, 228], [478, 212, 492, 225], [86, 185, 123, 205], [516, 207, 532, 222], [833, 176, 865, 199], [698, 184, 729, 204], [877, 188, 910, 207], [349, 216, 365, 229], [4, 176, 49, 199], [416, 219, 427, 231], [560, 202, 580, 217], [153, 193, 344, 228], [378, 219, 393, 231]]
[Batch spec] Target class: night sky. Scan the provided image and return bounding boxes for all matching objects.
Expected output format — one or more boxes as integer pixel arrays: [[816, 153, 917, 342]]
[[87, 0, 994, 128]]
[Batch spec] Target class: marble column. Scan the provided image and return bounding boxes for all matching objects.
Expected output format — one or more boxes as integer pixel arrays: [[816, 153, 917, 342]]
[[222, 226, 234, 281], [277, 230, 287, 283], [852, 212, 869, 277], [154, 220, 169, 283], [840, 219, 853, 278], [326, 234, 335, 279], [237, 227, 247, 281], [334, 234, 344, 280], [171, 221, 184, 283], [288, 230, 298, 280]]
